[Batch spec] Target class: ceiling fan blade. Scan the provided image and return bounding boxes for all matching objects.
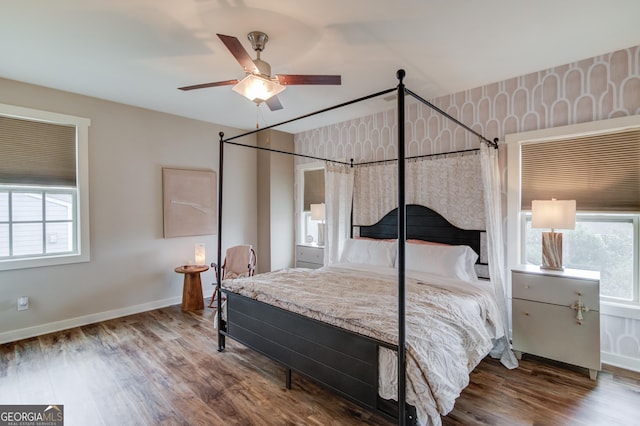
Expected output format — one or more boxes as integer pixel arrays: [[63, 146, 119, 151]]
[[276, 75, 341, 85], [265, 96, 283, 111], [217, 34, 259, 74], [178, 80, 239, 91]]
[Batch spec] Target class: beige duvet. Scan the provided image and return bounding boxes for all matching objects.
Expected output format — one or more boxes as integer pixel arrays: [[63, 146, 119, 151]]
[[221, 263, 504, 426]]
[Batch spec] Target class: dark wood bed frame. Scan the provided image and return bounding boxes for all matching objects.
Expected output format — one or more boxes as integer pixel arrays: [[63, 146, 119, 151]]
[[218, 204, 484, 424]]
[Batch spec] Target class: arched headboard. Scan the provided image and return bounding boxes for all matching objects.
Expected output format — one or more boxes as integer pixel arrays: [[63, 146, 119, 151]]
[[356, 204, 488, 278]]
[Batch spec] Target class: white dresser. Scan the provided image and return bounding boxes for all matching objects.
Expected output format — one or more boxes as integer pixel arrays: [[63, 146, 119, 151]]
[[511, 265, 601, 379], [295, 244, 324, 269]]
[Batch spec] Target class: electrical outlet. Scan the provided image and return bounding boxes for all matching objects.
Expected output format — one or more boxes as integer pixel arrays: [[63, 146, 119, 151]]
[[17, 296, 29, 311]]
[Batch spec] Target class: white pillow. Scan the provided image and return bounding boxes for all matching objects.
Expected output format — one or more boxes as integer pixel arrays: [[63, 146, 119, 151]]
[[339, 238, 397, 267], [401, 243, 478, 282]]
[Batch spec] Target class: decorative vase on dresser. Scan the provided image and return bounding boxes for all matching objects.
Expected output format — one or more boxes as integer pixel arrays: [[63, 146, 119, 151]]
[[511, 265, 601, 380]]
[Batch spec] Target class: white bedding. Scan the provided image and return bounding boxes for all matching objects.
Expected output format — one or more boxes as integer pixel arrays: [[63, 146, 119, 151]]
[[221, 263, 505, 426]]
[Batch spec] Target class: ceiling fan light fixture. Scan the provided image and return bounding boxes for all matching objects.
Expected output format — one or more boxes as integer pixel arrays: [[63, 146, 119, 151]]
[[232, 74, 285, 103]]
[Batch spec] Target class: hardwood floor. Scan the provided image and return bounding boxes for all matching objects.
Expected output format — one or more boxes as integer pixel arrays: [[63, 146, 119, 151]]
[[1, 301, 639, 425]]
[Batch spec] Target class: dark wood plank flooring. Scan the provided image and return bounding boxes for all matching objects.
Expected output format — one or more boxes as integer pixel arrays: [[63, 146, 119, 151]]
[[1, 300, 639, 425]]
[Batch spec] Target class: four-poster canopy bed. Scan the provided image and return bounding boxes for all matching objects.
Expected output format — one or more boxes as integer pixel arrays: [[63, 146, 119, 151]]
[[213, 70, 514, 426]]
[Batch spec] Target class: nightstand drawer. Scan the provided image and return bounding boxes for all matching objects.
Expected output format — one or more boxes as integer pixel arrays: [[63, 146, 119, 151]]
[[296, 245, 324, 265], [512, 270, 599, 308], [296, 260, 322, 269], [512, 299, 600, 370]]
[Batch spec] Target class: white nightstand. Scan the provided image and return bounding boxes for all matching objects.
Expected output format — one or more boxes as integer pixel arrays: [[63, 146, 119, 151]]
[[296, 244, 324, 269], [511, 265, 601, 380]]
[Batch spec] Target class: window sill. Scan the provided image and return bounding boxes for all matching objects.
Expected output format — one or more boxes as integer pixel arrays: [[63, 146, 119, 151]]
[[601, 301, 640, 320], [0, 252, 90, 271]]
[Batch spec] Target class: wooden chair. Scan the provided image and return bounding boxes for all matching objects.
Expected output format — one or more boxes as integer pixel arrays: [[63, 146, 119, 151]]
[[209, 245, 257, 308]]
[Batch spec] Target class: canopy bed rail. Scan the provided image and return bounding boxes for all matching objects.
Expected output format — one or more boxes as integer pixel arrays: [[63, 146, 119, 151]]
[[220, 87, 397, 143], [356, 147, 482, 167], [215, 69, 504, 426], [405, 88, 499, 149], [222, 138, 353, 167]]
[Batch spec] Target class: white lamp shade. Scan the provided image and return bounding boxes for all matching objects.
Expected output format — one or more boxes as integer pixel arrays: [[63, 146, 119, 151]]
[[531, 199, 576, 230], [194, 243, 206, 265], [310, 203, 326, 221], [232, 74, 285, 102]]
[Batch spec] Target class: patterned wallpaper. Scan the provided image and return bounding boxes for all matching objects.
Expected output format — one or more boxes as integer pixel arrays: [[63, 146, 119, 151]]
[[294, 45, 640, 367]]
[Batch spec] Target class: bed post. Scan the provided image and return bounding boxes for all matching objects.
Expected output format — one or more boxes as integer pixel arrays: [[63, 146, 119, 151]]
[[396, 69, 407, 426], [217, 131, 225, 352]]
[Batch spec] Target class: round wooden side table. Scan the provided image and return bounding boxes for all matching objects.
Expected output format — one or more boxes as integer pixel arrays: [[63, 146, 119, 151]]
[[174, 265, 209, 311]]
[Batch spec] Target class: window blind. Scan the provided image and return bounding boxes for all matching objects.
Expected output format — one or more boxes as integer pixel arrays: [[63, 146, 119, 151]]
[[521, 128, 640, 212], [303, 169, 325, 211], [0, 115, 77, 186]]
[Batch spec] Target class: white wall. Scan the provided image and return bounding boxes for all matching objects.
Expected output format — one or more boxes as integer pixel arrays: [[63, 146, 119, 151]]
[[268, 131, 294, 270], [257, 130, 294, 272], [0, 78, 257, 342]]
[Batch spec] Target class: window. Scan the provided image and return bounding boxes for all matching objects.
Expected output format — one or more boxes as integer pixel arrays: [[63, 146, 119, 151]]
[[0, 188, 76, 257], [507, 115, 640, 317], [522, 213, 638, 303], [0, 103, 90, 270]]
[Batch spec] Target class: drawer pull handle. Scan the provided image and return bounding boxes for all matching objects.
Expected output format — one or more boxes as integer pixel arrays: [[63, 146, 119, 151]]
[[524, 312, 529, 316], [571, 296, 590, 325]]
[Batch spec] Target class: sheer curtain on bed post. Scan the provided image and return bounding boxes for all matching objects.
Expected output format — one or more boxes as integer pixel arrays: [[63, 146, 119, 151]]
[[480, 142, 518, 369], [324, 163, 354, 265]]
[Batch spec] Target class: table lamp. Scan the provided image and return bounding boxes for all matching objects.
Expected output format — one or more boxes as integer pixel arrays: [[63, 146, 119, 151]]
[[531, 199, 576, 270], [310, 203, 326, 246], [195, 243, 206, 265]]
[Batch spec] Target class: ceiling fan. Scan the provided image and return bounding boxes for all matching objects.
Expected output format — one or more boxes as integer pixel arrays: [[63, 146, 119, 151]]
[[178, 31, 341, 111]]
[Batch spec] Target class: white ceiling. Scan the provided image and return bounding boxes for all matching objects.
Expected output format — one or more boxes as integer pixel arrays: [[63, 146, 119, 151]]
[[2, 0, 639, 134]]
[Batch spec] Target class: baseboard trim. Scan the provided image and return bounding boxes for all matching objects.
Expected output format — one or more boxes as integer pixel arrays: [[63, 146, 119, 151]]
[[7, 303, 638, 374], [602, 351, 640, 373], [0, 296, 182, 344]]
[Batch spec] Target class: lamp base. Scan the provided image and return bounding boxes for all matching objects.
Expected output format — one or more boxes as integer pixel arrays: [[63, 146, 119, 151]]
[[540, 265, 564, 271], [317, 223, 325, 246], [540, 231, 564, 271]]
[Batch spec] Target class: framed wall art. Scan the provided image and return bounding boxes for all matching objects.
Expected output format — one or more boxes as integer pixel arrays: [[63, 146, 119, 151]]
[[162, 167, 217, 238]]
